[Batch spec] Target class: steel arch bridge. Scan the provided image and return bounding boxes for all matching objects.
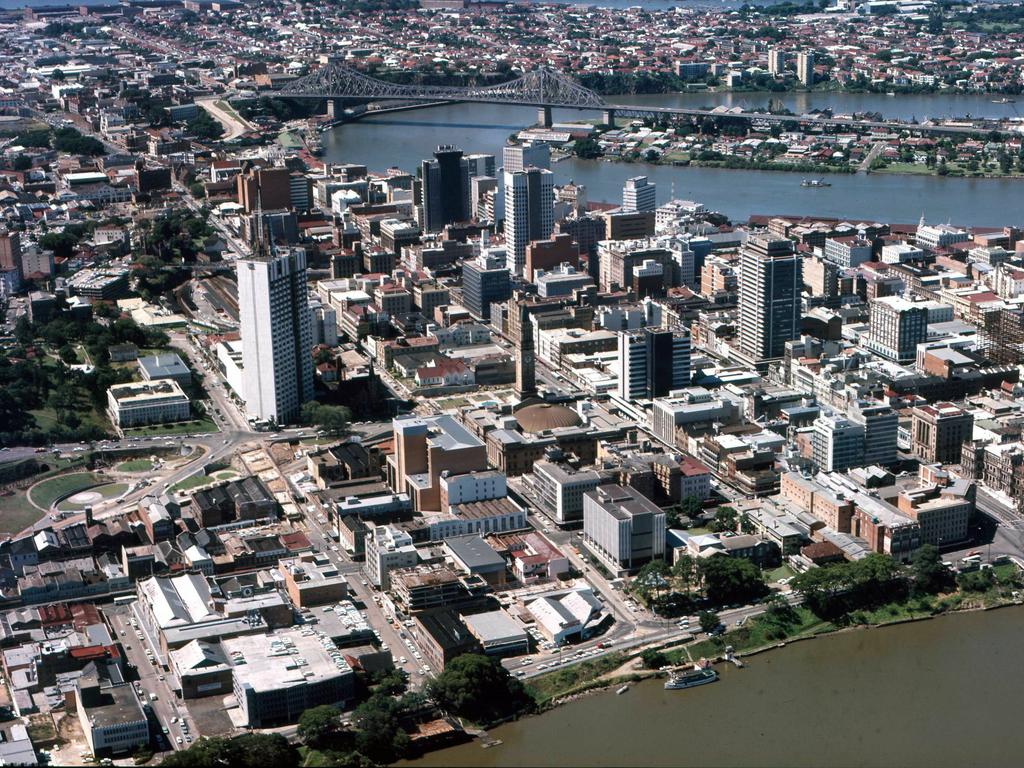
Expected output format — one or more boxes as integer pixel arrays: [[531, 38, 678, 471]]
[[277, 63, 607, 109]]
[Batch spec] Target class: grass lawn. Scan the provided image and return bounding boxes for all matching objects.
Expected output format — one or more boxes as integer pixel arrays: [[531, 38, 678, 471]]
[[28, 472, 104, 510], [122, 417, 219, 437], [0, 490, 48, 534], [766, 564, 797, 583], [874, 161, 934, 175], [298, 746, 341, 767], [117, 459, 154, 472], [669, 606, 835, 663], [212, 470, 239, 480], [526, 652, 627, 706], [215, 99, 245, 123], [684, 526, 712, 536], [171, 473, 215, 492]]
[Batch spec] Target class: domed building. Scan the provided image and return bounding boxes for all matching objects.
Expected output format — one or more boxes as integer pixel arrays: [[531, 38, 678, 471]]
[[514, 403, 582, 434]]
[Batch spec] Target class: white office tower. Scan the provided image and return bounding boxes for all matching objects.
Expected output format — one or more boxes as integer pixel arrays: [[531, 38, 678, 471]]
[[238, 247, 314, 425], [622, 176, 656, 213], [812, 414, 865, 473], [502, 142, 550, 173], [503, 167, 554, 276], [617, 327, 691, 401]]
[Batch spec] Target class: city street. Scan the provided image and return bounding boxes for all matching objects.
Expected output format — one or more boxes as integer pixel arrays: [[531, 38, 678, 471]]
[[103, 605, 195, 752]]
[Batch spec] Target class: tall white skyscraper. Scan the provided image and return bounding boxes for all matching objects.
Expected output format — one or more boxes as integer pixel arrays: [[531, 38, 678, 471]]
[[622, 176, 656, 213], [797, 51, 814, 86], [503, 167, 554, 276], [238, 247, 314, 425], [502, 143, 550, 173]]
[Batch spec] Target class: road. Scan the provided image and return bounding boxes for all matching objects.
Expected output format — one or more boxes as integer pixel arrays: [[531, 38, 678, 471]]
[[104, 605, 194, 752], [195, 97, 254, 141], [859, 141, 885, 172]]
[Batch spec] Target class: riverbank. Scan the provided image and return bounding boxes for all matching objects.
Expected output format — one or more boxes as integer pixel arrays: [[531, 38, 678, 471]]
[[406, 603, 1024, 768], [521, 564, 1022, 717]]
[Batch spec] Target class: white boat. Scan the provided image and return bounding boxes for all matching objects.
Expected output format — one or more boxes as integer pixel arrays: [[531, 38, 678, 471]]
[[664, 667, 717, 690]]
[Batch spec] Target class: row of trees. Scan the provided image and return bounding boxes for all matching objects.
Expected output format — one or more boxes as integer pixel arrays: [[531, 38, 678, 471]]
[[291, 655, 533, 766], [791, 549, 944, 621], [159, 733, 298, 768]]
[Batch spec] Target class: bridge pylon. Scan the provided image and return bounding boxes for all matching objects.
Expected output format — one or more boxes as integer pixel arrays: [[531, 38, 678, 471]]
[[326, 98, 345, 119]]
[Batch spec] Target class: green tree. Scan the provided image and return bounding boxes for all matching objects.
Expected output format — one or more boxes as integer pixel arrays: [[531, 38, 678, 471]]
[[632, 559, 670, 603], [12, 155, 31, 171], [708, 506, 738, 533], [572, 136, 602, 159], [15, 129, 51, 148], [426, 653, 534, 724], [671, 554, 698, 594], [698, 554, 768, 606], [38, 231, 80, 259], [353, 694, 409, 764], [793, 553, 903, 619], [52, 126, 104, 156], [909, 544, 950, 595], [640, 649, 669, 669], [187, 110, 225, 141], [297, 704, 341, 749], [301, 402, 353, 435], [679, 495, 704, 520], [957, 568, 995, 593], [698, 609, 720, 633], [160, 734, 299, 768]]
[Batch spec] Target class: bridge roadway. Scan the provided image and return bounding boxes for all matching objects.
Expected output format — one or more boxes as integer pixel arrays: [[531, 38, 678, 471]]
[[274, 91, 1002, 138], [266, 64, 1003, 137], [598, 103, 995, 137]]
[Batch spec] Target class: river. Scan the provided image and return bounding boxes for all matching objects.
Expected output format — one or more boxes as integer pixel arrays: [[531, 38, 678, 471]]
[[322, 94, 1024, 227], [405, 607, 1024, 768]]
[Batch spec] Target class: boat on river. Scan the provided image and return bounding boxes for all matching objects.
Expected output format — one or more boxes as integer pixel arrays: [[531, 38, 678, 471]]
[[664, 667, 717, 690], [801, 178, 831, 188]]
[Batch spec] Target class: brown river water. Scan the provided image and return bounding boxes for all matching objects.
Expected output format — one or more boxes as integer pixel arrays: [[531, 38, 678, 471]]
[[405, 607, 1024, 768]]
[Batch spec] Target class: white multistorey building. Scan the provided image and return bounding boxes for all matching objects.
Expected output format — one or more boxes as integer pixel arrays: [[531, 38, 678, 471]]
[[503, 167, 554, 275], [364, 524, 418, 590], [582, 485, 666, 575], [811, 414, 865, 473], [107, 379, 190, 427], [237, 248, 314, 424], [502, 142, 550, 173], [622, 176, 656, 213], [533, 460, 602, 525]]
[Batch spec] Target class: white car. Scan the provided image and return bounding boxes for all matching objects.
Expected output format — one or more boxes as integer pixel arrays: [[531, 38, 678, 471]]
[[400, 656, 407, 664]]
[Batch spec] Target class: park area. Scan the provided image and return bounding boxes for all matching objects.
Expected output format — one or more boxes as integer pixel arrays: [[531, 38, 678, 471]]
[[55, 482, 128, 511], [27, 472, 105, 511]]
